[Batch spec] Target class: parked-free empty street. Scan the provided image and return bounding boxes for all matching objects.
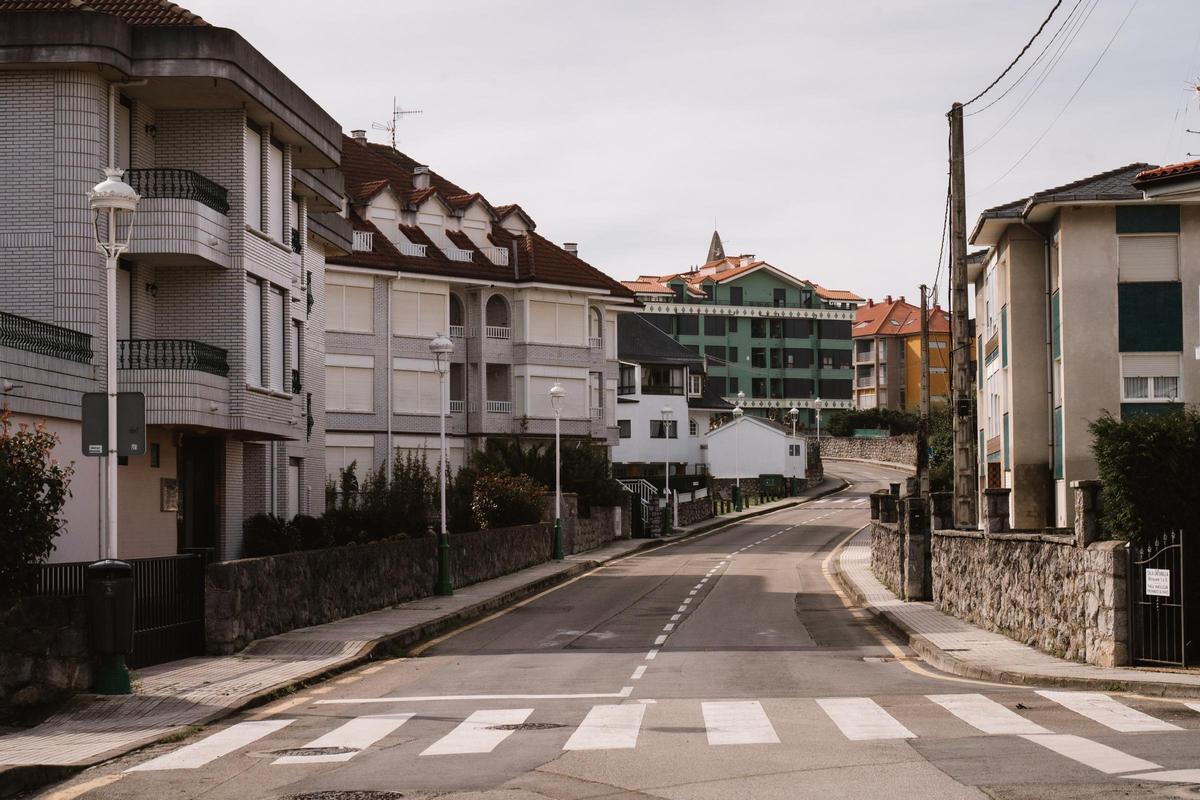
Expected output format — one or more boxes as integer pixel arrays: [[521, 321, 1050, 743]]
[[38, 465, 1200, 800]]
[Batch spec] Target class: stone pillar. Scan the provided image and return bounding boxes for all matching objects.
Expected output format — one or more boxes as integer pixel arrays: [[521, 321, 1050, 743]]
[[879, 492, 898, 524], [869, 491, 882, 521], [905, 476, 919, 497], [1072, 480, 1102, 547], [982, 487, 1011, 534], [902, 496, 930, 601], [889, 482, 901, 500], [929, 491, 953, 531]]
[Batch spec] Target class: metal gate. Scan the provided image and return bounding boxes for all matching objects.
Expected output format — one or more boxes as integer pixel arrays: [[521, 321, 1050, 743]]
[[37, 553, 206, 668], [1128, 531, 1194, 668]]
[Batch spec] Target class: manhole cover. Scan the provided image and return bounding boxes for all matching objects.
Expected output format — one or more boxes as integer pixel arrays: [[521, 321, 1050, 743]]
[[269, 746, 357, 758], [282, 793, 405, 800], [487, 722, 565, 731]]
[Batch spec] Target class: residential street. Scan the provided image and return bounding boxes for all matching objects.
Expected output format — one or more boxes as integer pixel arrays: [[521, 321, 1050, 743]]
[[38, 463, 1200, 800]]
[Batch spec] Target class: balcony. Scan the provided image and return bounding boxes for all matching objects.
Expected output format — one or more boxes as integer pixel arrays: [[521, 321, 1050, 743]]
[[590, 406, 604, 421], [398, 241, 427, 257], [486, 400, 512, 414], [449, 399, 465, 413], [449, 325, 466, 339], [0, 310, 92, 363], [290, 227, 302, 254], [119, 339, 229, 376], [117, 338, 231, 428], [124, 168, 231, 268], [485, 325, 511, 340], [856, 377, 875, 389], [588, 335, 603, 349], [441, 244, 474, 263], [352, 230, 374, 252], [481, 246, 509, 265]]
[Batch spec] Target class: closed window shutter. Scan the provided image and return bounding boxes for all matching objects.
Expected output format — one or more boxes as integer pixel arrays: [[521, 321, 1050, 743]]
[[418, 371, 440, 413], [418, 293, 445, 337], [268, 142, 284, 242], [268, 287, 284, 391], [345, 286, 373, 333], [244, 126, 262, 229], [344, 367, 374, 411], [245, 278, 263, 386], [393, 290, 419, 335], [1119, 235, 1178, 281], [325, 285, 344, 331], [325, 365, 344, 408], [1122, 353, 1179, 378], [393, 370, 418, 412]]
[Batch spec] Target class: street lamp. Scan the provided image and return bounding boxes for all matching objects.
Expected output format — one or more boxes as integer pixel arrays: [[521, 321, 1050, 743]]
[[814, 396, 823, 445], [732, 391, 745, 512], [89, 168, 140, 564], [660, 406, 675, 534], [429, 333, 454, 596], [549, 382, 566, 560], [787, 405, 800, 498]]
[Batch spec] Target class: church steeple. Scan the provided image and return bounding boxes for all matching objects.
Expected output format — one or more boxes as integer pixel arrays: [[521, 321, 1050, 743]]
[[706, 230, 725, 263]]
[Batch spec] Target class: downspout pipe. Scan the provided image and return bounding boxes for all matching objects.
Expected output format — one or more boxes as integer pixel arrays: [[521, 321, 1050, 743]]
[[386, 276, 395, 485], [1019, 219, 1055, 525]]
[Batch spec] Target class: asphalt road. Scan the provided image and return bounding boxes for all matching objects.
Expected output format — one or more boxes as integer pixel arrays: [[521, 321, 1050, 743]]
[[39, 462, 1200, 800]]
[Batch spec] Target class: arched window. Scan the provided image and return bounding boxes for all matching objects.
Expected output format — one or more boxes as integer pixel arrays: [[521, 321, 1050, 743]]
[[484, 294, 510, 339], [589, 306, 603, 347], [448, 293, 465, 337]]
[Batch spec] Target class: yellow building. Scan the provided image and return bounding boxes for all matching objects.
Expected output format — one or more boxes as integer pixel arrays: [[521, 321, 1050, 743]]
[[852, 296, 952, 411]]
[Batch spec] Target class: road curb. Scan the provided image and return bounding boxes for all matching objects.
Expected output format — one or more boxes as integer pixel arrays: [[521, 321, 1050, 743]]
[[827, 533, 1200, 700]]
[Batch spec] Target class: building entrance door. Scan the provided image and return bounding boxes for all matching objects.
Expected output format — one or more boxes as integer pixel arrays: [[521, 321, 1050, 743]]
[[178, 436, 221, 555]]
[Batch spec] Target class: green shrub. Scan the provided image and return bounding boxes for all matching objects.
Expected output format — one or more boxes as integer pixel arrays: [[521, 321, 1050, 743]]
[[447, 466, 479, 533], [0, 411, 72, 598], [1090, 407, 1200, 542], [826, 408, 919, 438], [290, 514, 331, 550], [471, 472, 547, 530], [242, 513, 293, 557], [471, 436, 623, 515], [928, 402, 954, 492]]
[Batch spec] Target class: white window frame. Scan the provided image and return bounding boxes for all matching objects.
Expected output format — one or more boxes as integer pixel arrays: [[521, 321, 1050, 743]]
[[325, 353, 375, 412], [1120, 353, 1183, 403], [244, 124, 263, 231], [245, 277, 263, 387]]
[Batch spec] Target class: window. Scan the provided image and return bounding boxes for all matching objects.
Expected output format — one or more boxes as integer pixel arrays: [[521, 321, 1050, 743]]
[[649, 420, 678, 439], [773, 288, 787, 307], [1121, 354, 1182, 402], [689, 418, 698, 436], [115, 95, 132, 168], [769, 320, 783, 338], [701, 283, 714, 301], [326, 435, 375, 482], [1000, 305, 1008, 367], [704, 316, 726, 336], [267, 139, 285, 242], [818, 320, 851, 339], [752, 377, 766, 398], [783, 318, 811, 338], [1118, 235, 1179, 281], [268, 287, 285, 392], [706, 345, 727, 362], [751, 319, 767, 338], [291, 322, 302, 392], [729, 287, 743, 306], [392, 369, 443, 414], [728, 376, 739, 394], [618, 419, 631, 439], [325, 355, 374, 411], [244, 277, 263, 386], [769, 349, 781, 369], [788, 444, 803, 457], [770, 378, 783, 398], [1050, 291, 1061, 359], [642, 365, 683, 394], [728, 346, 739, 364], [618, 363, 636, 394], [728, 317, 738, 333], [327, 273, 374, 333], [243, 124, 262, 230], [676, 314, 699, 336], [751, 348, 765, 368], [394, 289, 447, 338], [688, 374, 703, 397], [786, 348, 810, 368], [1118, 282, 1182, 352], [287, 458, 301, 519], [1053, 406, 1063, 480]]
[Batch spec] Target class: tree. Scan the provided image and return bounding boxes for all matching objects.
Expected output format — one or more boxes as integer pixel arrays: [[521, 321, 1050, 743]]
[[928, 402, 954, 492], [0, 410, 72, 597]]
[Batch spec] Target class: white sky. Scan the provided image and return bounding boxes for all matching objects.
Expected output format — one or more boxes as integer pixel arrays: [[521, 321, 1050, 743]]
[[185, 0, 1200, 302]]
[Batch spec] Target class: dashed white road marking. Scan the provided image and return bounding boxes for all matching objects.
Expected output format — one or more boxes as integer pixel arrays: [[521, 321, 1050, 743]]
[[682, 598, 692, 605], [676, 606, 688, 613], [816, 698, 915, 741], [274, 714, 413, 764], [1036, 691, 1181, 732], [670, 614, 681, 621], [645, 649, 659, 660], [128, 720, 294, 771], [1125, 769, 1200, 783], [563, 704, 647, 751], [1021, 734, 1161, 774], [654, 634, 668, 645], [662, 623, 675, 632], [317, 687, 633, 705], [421, 708, 532, 756], [630, 665, 647, 680], [929, 694, 1049, 735], [702, 701, 780, 746]]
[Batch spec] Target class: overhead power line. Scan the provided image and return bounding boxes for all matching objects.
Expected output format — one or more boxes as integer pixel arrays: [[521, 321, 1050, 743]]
[[964, 0, 1065, 107]]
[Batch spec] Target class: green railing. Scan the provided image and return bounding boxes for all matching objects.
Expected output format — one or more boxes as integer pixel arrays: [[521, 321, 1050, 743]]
[[0, 310, 92, 363], [118, 339, 229, 377], [126, 168, 230, 215]]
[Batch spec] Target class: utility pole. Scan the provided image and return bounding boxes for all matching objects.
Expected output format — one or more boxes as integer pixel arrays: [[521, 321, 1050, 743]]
[[948, 102, 978, 527], [918, 284, 931, 497]]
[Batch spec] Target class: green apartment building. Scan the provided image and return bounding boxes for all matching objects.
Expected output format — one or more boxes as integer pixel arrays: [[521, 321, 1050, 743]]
[[622, 234, 862, 427]]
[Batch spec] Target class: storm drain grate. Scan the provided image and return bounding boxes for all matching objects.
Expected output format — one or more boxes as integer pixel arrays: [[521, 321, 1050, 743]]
[[281, 793, 406, 800], [487, 722, 566, 731], [269, 746, 357, 758]]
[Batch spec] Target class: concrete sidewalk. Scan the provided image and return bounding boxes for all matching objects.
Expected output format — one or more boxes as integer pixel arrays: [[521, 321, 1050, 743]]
[[833, 528, 1200, 699], [0, 477, 842, 796]]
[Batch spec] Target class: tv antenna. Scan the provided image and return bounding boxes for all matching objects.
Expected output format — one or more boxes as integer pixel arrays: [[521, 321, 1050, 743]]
[[372, 97, 422, 149]]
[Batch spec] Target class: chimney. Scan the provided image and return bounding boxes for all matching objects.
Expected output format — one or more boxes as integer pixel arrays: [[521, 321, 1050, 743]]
[[899, 295, 905, 304], [414, 165, 431, 190], [867, 298, 874, 308], [563, 242, 578, 256], [885, 294, 892, 304], [350, 129, 367, 144]]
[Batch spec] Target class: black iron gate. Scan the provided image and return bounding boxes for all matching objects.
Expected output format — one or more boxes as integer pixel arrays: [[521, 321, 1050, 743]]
[[1129, 531, 1196, 668], [38, 553, 206, 668]]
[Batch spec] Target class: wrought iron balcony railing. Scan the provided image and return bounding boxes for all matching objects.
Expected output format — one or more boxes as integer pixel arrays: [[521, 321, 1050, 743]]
[[118, 339, 229, 377], [0, 310, 92, 363], [125, 169, 230, 215], [291, 227, 302, 254]]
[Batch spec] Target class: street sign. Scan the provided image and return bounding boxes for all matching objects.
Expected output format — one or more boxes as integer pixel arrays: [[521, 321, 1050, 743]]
[[1145, 568, 1171, 598], [81, 392, 147, 458]]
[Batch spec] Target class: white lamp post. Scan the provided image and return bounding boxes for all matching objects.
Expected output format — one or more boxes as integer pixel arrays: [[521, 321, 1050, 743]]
[[549, 383, 566, 559], [787, 405, 799, 438], [660, 405, 675, 533], [733, 390, 745, 511], [429, 333, 454, 596], [814, 396, 823, 445], [88, 167, 140, 563]]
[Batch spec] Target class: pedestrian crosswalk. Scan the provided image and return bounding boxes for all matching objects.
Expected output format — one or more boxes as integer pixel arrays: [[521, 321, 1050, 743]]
[[807, 498, 869, 507], [126, 691, 1199, 775]]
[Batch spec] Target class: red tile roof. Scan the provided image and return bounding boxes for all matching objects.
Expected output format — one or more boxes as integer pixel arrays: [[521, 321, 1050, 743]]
[[0, 0, 207, 24], [853, 297, 949, 338], [626, 259, 861, 303], [1134, 159, 1200, 185]]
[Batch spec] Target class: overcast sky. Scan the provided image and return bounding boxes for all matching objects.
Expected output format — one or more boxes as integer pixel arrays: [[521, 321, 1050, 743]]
[[186, 0, 1200, 302]]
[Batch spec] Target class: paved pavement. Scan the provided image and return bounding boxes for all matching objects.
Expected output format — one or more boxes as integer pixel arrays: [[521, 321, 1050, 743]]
[[0, 482, 835, 795], [27, 462, 1200, 799]]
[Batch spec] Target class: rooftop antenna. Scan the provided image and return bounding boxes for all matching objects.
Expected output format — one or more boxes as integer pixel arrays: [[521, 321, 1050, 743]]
[[371, 96, 423, 150]]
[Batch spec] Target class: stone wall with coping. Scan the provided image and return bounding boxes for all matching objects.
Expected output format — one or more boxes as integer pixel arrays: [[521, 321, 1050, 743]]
[[675, 494, 713, 527], [813, 435, 916, 466], [205, 523, 552, 654], [0, 595, 92, 709]]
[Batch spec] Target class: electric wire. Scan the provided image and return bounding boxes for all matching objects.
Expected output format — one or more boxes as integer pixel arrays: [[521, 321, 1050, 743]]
[[975, 0, 1142, 194], [963, 0, 1065, 107]]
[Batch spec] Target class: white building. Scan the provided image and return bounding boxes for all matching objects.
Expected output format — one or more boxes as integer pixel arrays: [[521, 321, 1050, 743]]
[[705, 415, 806, 480]]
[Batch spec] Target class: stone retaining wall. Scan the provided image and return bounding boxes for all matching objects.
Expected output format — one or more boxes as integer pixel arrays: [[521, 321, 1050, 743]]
[[0, 595, 92, 710], [813, 435, 916, 466], [870, 521, 903, 597], [205, 523, 552, 654]]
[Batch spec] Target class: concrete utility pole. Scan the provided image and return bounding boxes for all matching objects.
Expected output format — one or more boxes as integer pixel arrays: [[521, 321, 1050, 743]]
[[948, 103, 978, 527], [918, 284, 931, 497]]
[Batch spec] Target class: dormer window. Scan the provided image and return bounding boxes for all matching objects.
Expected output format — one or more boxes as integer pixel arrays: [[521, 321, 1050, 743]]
[[688, 374, 703, 397]]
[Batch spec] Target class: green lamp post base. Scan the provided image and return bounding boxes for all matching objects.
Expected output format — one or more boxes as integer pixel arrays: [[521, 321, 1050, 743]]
[[553, 519, 564, 561], [733, 485, 742, 512], [435, 532, 453, 596], [94, 654, 131, 695]]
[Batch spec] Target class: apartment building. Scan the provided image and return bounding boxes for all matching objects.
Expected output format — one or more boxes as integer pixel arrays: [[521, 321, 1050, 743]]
[[852, 295, 951, 411], [0, 1, 350, 561], [969, 162, 1199, 528], [621, 232, 863, 428], [322, 132, 637, 481]]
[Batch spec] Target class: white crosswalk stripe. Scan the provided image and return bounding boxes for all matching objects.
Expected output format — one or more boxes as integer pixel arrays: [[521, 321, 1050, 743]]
[[1036, 691, 1180, 732], [816, 697, 915, 740], [127, 720, 294, 771], [1021, 734, 1161, 774], [273, 714, 413, 764], [929, 693, 1049, 735], [421, 708, 532, 756], [563, 704, 646, 750], [702, 701, 780, 745]]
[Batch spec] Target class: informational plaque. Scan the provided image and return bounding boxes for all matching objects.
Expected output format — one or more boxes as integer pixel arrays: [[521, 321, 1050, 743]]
[[1145, 568, 1171, 598]]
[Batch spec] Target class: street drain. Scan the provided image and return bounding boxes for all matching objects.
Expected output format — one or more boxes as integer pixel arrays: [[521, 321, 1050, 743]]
[[487, 722, 565, 731], [269, 746, 357, 758], [281, 793, 405, 800]]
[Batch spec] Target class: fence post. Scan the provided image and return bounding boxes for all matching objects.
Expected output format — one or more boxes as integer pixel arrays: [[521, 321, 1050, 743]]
[[869, 491, 882, 521], [878, 491, 898, 524], [1071, 480, 1102, 547], [982, 488, 1011, 534], [902, 496, 931, 601], [929, 491, 953, 531]]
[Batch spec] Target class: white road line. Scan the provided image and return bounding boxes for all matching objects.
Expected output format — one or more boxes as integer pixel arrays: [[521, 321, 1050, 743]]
[[273, 714, 413, 764], [1021, 734, 1161, 774], [662, 623, 675, 632], [127, 720, 294, 771], [630, 665, 647, 680], [646, 649, 659, 660], [702, 701, 780, 746], [317, 687, 633, 705], [816, 698, 915, 741], [682, 598, 692, 605], [1036, 691, 1181, 732], [700, 578, 708, 584], [1188, 702, 1200, 714], [689, 590, 698, 596], [421, 708, 532, 756], [670, 614, 681, 621], [929, 694, 1049, 735], [654, 634, 668, 645], [676, 606, 688, 613], [1124, 769, 1200, 783], [563, 704, 647, 750]]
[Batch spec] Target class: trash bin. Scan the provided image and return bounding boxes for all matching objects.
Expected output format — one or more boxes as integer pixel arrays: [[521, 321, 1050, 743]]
[[86, 559, 134, 694]]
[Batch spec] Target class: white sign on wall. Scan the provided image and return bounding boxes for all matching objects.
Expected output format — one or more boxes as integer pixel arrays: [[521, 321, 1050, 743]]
[[1144, 568, 1171, 598]]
